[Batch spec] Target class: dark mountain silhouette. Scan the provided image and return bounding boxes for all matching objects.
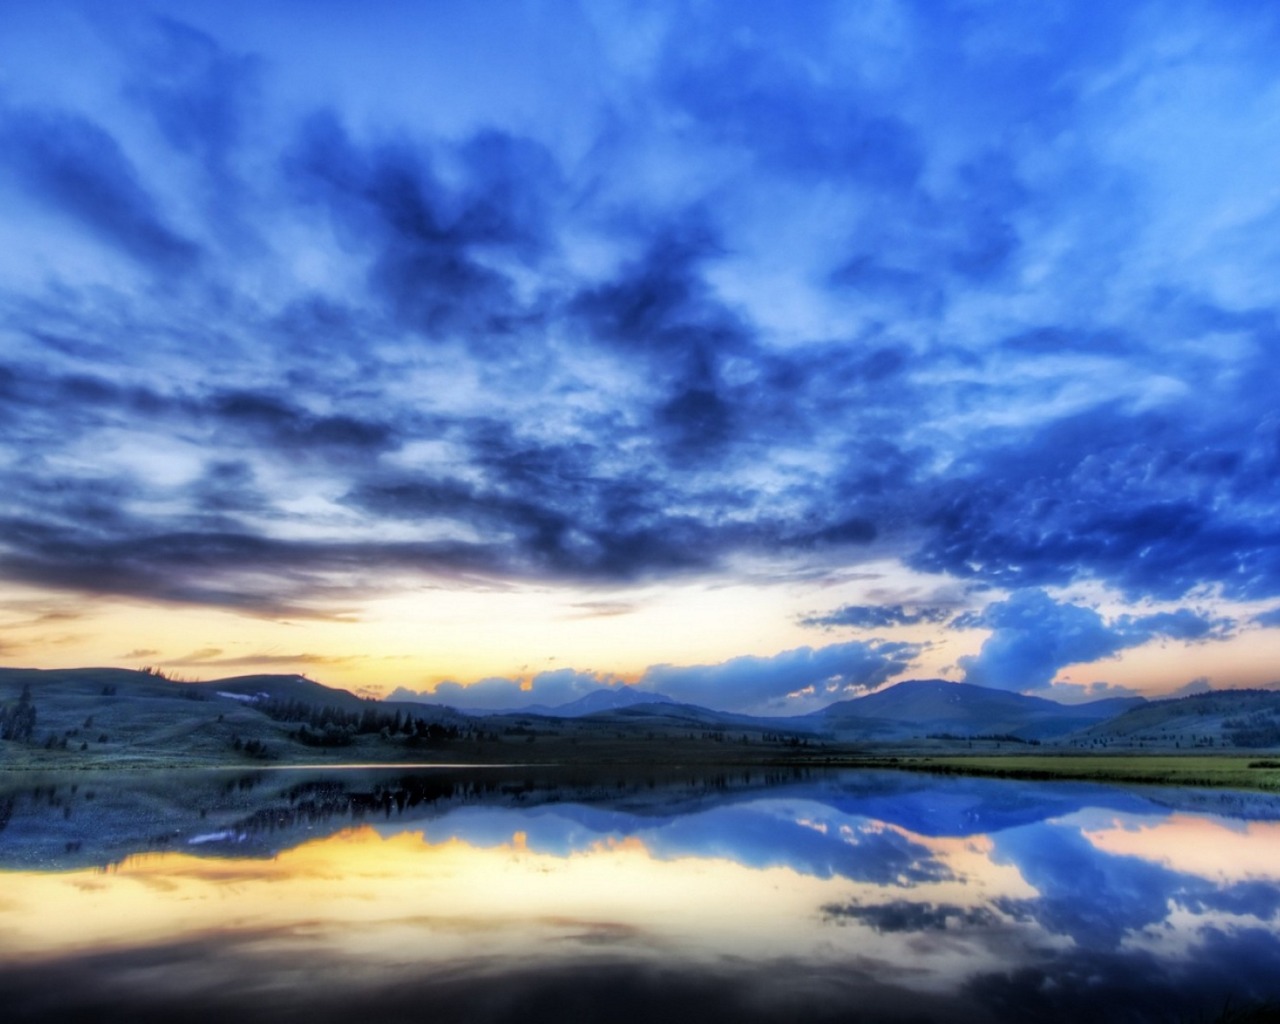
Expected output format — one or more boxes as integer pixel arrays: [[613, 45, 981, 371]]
[[813, 679, 1146, 741], [475, 686, 677, 718]]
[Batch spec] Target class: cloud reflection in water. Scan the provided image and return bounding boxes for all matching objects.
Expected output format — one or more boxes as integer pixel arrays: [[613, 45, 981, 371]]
[[1, 770, 1279, 1022]]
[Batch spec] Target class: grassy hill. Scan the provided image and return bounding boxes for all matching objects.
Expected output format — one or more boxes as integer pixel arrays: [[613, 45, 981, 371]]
[[0, 667, 282, 765], [189, 673, 370, 709], [1065, 689, 1280, 751], [0, 667, 476, 769]]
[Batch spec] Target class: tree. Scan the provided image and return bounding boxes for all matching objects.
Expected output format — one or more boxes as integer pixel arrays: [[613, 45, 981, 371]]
[[1, 685, 36, 743]]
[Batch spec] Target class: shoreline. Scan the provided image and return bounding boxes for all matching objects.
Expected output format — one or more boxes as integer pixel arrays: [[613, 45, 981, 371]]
[[819, 753, 1280, 792], [4, 750, 1280, 793]]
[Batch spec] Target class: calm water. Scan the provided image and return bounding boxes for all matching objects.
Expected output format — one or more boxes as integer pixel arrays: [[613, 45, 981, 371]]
[[2, 767, 1279, 1023]]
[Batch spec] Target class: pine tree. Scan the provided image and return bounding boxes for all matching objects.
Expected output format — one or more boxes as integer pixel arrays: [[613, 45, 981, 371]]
[[1, 685, 36, 743]]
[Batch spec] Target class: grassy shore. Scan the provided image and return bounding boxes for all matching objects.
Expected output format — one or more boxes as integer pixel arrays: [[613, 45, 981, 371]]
[[5, 741, 1280, 794], [836, 753, 1280, 792]]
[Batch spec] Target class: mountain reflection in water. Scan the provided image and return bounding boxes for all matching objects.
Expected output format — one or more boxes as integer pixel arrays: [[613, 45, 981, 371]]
[[1, 768, 1279, 1023]]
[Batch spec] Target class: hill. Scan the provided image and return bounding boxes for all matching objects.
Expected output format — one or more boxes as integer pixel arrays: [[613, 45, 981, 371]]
[[535, 686, 676, 717], [1066, 688, 1280, 751], [455, 686, 677, 718], [0, 667, 474, 768], [4, 666, 1277, 769], [189, 673, 370, 710], [817, 679, 1146, 742]]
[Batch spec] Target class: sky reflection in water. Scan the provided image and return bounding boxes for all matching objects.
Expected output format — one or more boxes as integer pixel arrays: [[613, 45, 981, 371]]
[[2, 769, 1280, 1023]]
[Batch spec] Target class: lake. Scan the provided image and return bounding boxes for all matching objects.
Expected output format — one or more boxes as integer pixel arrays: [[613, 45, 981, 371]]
[[1, 766, 1279, 1023]]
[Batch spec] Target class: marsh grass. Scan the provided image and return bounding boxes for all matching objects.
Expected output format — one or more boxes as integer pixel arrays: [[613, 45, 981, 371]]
[[859, 753, 1280, 792]]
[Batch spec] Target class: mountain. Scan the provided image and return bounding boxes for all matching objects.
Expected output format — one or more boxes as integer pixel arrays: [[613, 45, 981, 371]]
[[1066, 688, 1280, 750], [423, 685, 676, 718], [187, 673, 467, 723], [585, 699, 805, 731], [538, 687, 675, 717], [190, 673, 370, 710], [817, 679, 1147, 742], [478, 679, 1148, 740]]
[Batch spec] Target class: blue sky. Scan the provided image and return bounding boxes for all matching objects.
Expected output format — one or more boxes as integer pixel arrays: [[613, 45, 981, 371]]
[[2, 1, 1280, 713]]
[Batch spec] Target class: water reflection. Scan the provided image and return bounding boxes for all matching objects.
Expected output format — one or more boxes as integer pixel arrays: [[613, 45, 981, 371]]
[[1, 768, 1279, 1023]]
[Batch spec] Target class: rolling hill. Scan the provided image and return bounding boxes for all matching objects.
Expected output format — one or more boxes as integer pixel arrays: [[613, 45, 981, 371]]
[[816, 679, 1147, 742], [0, 667, 472, 767], [5, 667, 1278, 767], [465, 686, 677, 718], [1065, 688, 1280, 750]]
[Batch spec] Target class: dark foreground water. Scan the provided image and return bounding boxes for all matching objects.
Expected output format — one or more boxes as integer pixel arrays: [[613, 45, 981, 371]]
[[2, 766, 1279, 1023]]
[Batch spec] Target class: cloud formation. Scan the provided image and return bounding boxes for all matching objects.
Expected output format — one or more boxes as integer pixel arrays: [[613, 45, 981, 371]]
[[957, 590, 1233, 692], [395, 639, 921, 716], [641, 641, 923, 715], [801, 605, 952, 631], [0, 107, 201, 273], [1, 2, 1278, 691], [390, 669, 622, 714]]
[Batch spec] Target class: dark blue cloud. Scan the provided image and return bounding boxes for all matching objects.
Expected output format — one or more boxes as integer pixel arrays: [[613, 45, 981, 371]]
[[0, 107, 200, 273], [1120, 608, 1229, 642], [801, 604, 952, 630], [398, 639, 921, 716], [640, 640, 922, 714], [1182, 879, 1280, 921], [123, 17, 261, 215], [286, 111, 552, 342], [985, 815, 1280, 1018], [992, 822, 1196, 949], [959, 589, 1232, 692], [569, 222, 743, 358], [1, 0, 1279, 654], [210, 390, 394, 455], [566, 221, 756, 463], [911, 400, 1280, 602], [823, 900, 999, 933]]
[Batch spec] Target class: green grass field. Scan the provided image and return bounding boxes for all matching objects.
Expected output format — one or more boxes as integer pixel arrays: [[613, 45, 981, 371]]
[[843, 753, 1280, 792]]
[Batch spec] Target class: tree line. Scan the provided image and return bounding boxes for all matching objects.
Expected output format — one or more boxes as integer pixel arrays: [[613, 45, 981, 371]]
[[257, 698, 471, 748]]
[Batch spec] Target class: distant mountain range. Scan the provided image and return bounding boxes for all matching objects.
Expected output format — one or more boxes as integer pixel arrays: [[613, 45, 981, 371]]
[[478, 686, 676, 718], [3, 667, 1279, 764], [812, 679, 1147, 742], [414, 677, 1147, 738], [412, 675, 1280, 750]]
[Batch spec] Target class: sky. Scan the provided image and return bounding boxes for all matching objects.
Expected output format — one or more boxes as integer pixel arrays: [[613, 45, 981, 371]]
[[3, 0, 1280, 715]]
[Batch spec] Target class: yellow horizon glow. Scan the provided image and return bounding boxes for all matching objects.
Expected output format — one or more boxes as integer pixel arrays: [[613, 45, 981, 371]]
[[3, 571, 1280, 701]]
